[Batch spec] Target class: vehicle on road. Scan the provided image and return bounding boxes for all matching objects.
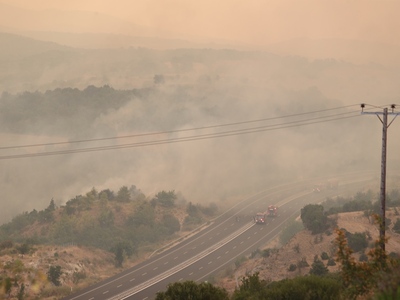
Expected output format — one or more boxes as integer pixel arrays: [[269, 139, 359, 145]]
[[267, 205, 278, 217], [254, 212, 267, 224]]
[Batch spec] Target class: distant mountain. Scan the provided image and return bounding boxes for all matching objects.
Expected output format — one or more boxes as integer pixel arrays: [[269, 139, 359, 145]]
[[0, 3, 152, 36], [14, 31, 241, 50], [0, 3, 250, 51], [265, 38, 400, 66], [0, 31, 73, 60]]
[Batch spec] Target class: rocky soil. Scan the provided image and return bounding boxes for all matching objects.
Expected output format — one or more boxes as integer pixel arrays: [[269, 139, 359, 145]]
[[216, 208, 400, 295]]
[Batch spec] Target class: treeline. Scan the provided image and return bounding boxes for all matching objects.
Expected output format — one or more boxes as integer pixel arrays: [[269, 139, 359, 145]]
[[0, 85, 154, 136], [323, 189, 400, 215]]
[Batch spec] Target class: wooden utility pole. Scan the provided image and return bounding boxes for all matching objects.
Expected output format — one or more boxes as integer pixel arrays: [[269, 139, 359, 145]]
[[361, 104, 399, 252]]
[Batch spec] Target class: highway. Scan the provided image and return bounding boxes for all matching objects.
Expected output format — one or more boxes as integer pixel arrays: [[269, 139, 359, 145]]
[[64, 173, 376, 300]]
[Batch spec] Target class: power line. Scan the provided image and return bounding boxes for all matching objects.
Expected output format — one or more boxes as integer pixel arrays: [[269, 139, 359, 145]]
[[0, 107, 362, 160], [0, 104, 360, 150]]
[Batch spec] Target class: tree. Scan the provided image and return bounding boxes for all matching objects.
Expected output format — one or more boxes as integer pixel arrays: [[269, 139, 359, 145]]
[[99, 189, 115, 201], [47, 265, 62, 286], [116, 186, 131, 202], [232, 273, 341, 300], [310, 257, 329, 276], [334, 220, 400, 299], [155, 280, 229, 300], [346, 231, 368, 252], [112, 241, 136, 268], [301, 204, 329, 234], [153, 191, 176, 207], [232, 272, 268, 300], [114, 243, 124, 268], [161, 214, 181, 235]]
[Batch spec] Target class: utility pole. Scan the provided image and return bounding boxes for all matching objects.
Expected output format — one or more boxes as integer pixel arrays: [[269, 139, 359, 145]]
[[361, 104, 399, 252]]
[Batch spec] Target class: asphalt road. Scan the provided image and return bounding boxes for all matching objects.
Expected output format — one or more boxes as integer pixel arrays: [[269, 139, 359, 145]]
[[64, 173, 376, 300]]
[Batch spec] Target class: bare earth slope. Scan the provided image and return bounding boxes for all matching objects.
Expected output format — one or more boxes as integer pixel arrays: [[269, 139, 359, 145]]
[[217, 209, 400, 294]]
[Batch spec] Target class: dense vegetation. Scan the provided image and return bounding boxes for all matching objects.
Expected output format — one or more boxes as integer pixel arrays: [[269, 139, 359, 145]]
[[0, 185, 218, 267]]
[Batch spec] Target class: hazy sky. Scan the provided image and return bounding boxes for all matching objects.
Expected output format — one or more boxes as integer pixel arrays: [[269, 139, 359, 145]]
[[2, 0, 400, 46]]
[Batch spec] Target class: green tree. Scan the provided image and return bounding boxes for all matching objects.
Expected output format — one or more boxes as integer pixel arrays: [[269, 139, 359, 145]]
[[98, 209, 115, 228], [116, 186, 131, 202], [155, 280, 229, 300], [47, 265, 62, 286], [127, 202, 155, 227], [310, 257, 329, 276], [114, 244, 124, 268], [161, 214, 180, 235], [99, 189, 115, 201], [112, 241, 136, 268], [346, 231, 368, 253], [153, 190, 176, 207], [301, 204, 329, 234], [231, 272, 268, 300], [334, 221, 400, 299]]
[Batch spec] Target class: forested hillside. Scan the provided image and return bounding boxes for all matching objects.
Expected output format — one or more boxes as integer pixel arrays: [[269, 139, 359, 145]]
[[0, 185, 218, 298]]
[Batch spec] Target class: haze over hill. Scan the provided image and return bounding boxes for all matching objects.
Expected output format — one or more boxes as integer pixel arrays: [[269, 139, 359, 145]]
[[0, 1, 400, 225]]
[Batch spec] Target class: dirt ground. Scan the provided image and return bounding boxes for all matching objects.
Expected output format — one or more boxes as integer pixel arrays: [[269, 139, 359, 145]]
[[216, 208, 400, 294]]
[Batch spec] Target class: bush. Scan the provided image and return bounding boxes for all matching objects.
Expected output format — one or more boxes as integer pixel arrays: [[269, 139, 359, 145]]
[[161, 214, 180, 235], [288, 264, 297, 271], [347, 232, 368, 253], [321, 252, 329, 260], [327, 258, 336, 266], [300, 204, 329, 234], [262, 248, 276, 258], [310, 258, 329, 276], [298, 258, 309, 268]]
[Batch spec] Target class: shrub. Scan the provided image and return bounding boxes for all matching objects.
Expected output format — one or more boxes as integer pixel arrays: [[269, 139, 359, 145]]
[[310, 258, 329, 276], [288, 264, 297, 271], [298, 258, 309, 268], [327, 258, 336, 266], [321, 252, 329, 260], [347, 232, 368, 252]]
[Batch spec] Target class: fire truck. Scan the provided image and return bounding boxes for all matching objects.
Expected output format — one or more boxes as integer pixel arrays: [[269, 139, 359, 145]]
[[267, 205, 278, 217], [254, 212, 267, 224]]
